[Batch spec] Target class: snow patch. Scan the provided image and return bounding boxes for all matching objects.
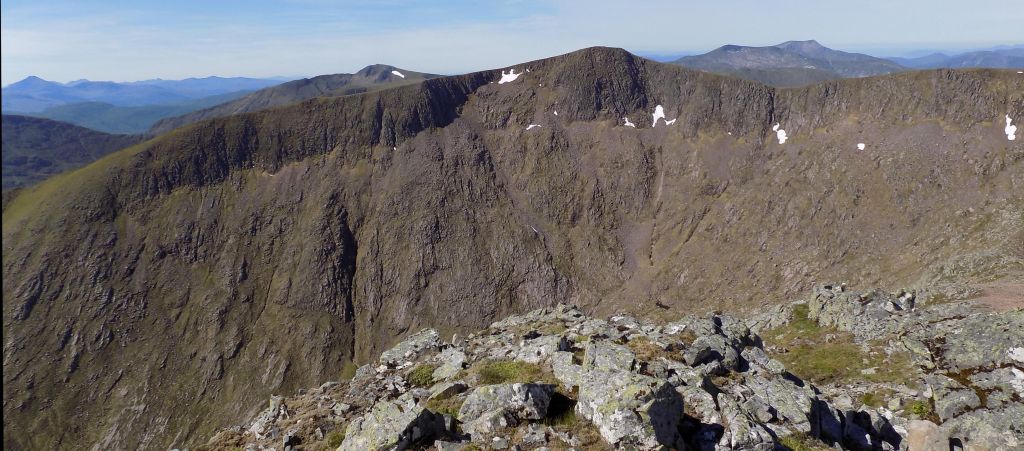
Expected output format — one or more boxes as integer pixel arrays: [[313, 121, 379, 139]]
[[772, 123, 788, 144], [391, 70, 405, 78], [623, 117, 636, 128], [498, 69, 521, 84], [526, 124, 542, 130], [857, 143, 866, 150], [650, 105, 678, 127], [652, 105, 666, 127], [1006, 115, 1017, 141]]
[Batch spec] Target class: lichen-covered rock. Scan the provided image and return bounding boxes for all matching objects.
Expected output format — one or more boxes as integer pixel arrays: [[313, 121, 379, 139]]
[[717, 394, 775, 450], [685, 334, 740, 370], [582, 341, 636, 371], [939, 403, 1024, 450], [431, 347, 467, 380], [193, 285, 1024, 451], [379, 329, 442, 366], [925, 374, 982, 422], [458, 383, 555, 437], [514, 334, 570, 364], [338, 393, 446, 451], [556, 357, 685, 449]]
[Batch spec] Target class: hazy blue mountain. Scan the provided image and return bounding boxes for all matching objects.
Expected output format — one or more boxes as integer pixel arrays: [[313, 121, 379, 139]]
[[124, 76, 291, 97], [2, 76, 286, 112], [673, 40, 905, 86], [887, 47, 1024, 69], [25, 90, 255, 134]]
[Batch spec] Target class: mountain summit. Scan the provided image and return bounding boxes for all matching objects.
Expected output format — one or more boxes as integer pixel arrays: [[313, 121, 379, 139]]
[[674, 40, 906, 86]]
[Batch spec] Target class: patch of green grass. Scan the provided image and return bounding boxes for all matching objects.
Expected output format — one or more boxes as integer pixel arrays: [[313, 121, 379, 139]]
[[407, 363, 438, 387], [472, 360, 551, 385], [425, 395, 465, 417], [538, 321, 568, 336], [626, 336, 684, 363], [764, 305, 917, 385], [326, 429, 345, 448], [778, 432, 833, 451], [859, 389, 895, 408], [339, 360, 358, 381], [906, 399, 932, 418]]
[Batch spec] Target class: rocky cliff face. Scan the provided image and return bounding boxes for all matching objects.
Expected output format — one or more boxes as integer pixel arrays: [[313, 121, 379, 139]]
[[195, 284, 1024, 451], [3, 47, 1023, 450]]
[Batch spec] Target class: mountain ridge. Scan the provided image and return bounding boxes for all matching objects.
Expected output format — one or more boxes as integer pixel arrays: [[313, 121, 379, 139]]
[[673, 40, 906, 86], [1, 114, 141, 188], [3, 46, 1023, 450], [1, 75, 286, 113], [147, 64, 441, 135]]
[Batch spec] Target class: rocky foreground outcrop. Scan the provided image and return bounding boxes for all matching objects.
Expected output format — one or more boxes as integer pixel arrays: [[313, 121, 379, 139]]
[[196, 284, 1023, 450]]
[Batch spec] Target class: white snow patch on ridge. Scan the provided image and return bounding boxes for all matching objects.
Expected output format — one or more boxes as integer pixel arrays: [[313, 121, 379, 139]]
[[652, 105, 666, 127], [623, 117, 636, 128], [772, 123, 788, 144], [1006, 115, 1017, 141], [526, 124, 542, 130], [499, 69, 521, 84], [391, 70, 405, 78], [650, 105, 677, 127]]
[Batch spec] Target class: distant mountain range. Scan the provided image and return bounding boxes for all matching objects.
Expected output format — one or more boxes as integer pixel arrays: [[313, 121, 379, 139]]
[[1, 76, 286, 112], [673, 40, 905, 86], [149, 64, 440, 134], [25, 91, 254, 134], [673, 40, 1024, 86], [1, 115, 140, 188], [886, 47, 1024, 69]]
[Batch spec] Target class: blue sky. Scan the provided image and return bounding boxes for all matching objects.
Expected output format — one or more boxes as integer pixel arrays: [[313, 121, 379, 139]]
[[2, 0, 1022, 85]]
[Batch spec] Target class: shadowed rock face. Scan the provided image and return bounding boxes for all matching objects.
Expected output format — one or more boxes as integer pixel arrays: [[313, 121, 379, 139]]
[[3, 47, 1023, 450]]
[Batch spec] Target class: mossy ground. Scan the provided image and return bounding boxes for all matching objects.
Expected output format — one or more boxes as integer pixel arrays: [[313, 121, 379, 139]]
[[764, 305, 918, 386], [407, 363, 439, 387], [626, 336, 684, 363], [471, 360, 556, 385], [778, 432, 833, 451]]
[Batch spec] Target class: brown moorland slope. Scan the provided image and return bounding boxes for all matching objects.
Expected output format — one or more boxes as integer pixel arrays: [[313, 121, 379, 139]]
[[3, 47, 1022, 450]]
